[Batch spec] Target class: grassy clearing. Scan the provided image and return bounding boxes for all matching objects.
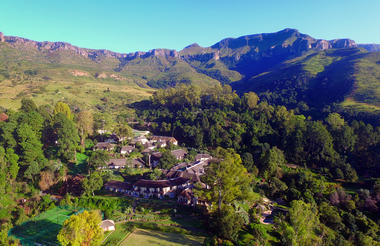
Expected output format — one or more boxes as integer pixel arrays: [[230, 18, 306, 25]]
[[341, 97, 380, 112], [302, 52, 336, 76], [120, 229, 205, 246]]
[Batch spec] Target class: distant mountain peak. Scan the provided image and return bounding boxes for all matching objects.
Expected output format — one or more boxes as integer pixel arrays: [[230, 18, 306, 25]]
[[184, 43, 201, 49], [277, 28, 300, 33]]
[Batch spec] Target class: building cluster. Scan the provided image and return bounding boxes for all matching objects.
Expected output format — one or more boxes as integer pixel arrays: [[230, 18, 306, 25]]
[[93, 132, 181, 169], [93, 130, 211, 206]]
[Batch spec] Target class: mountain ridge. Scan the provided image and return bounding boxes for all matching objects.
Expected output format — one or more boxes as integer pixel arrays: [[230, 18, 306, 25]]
[[0, 28, 379, 117], [0, 28, 370, 62]]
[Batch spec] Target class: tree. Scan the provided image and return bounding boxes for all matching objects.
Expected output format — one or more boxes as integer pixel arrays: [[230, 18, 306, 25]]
[[241, 152, 255, 173], [159, 150, 177, 169], [87, 150, 109, 173], [261, 146, 285, 179], [325, 113, 345, 130], [304, 121, 338, 167], [5, 148, 19, 181], [113, 124, 133, 144], [53, 102, 73, 120], [76, 111, 94, 147], [38, 170, 55, 191], [16, 123, 46, 182], [57, 210, 103, 246], [148, 168, 162, 180], [20, 98, 37, 113], [53, 113, 79, 162], [212, 205, 244, 241], [244, 92, 259, 109], [196, 147, 251, 212], [93, 112, 114, 133], [82, 172, 103, 196], [278, 200, 321, 246]]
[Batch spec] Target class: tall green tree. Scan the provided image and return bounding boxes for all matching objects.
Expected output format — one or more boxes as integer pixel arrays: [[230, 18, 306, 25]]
[[53, 102, 73, 120], [113, 124, 133, 144], [93, 112, 114, 133], [278, 200, 321, 246], [196, 147, 251, 212], [261, 146, 286, 179], [325, 113, 345, 130], [212, 205, 244, 241], [82, 172, 103, 196], [304, 121, 338, 167], [243, 92, 260, 109], [53, 113, 79, 162], [16, 123, 46, 182], [57, 210, 103, 246], [5, 148, 19, 181], [20, 98, 37, 113], [159, 150, 177, 170], [87, 150, 109, 173], [76, 111, 94, 147]]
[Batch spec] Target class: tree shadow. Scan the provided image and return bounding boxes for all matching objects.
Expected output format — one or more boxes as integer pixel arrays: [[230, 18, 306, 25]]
[[10, 219, 62, 245]]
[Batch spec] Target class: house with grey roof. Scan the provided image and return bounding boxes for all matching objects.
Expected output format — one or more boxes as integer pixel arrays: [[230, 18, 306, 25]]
[[120, 145, 135, 155]]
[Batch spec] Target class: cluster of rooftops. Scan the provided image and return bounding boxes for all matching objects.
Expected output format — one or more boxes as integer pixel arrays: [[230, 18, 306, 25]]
[[94, 130, 212, 205], [104, 154, 212, 204]]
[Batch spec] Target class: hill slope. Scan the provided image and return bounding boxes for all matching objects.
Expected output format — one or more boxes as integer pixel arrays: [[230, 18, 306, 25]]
[[232, 48, 380, 115], [0, 29, 379, 115]]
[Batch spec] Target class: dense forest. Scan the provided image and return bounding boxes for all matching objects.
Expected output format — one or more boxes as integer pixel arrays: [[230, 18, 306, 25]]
[[133, 84, 380, 245]]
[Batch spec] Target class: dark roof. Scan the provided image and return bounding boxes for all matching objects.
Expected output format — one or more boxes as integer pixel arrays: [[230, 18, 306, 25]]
[[195, 153, 212, 161], [130, 158, 145, 167], [121, 145, 135, 152], [130, 136, 148, 144], [168, 162, 188, 173], [107, 159, 126, 167], [134, 177, 189, 188], [151, 152, 163, 158], [151, 136, 177, 142], [104, 180, 132, 190], [95, 142, 115, 149], [143, 142, 154, 148], [171, 149, 187, 159]]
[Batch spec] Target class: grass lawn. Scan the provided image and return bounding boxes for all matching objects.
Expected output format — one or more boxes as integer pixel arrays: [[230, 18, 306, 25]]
[[120, 229, 205, 246], [9, 206, 84, 246], [103, 223, 134, 246]]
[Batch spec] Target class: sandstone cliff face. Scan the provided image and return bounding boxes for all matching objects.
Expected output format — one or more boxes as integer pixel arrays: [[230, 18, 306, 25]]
[[0, 29, 367, 80], [3, 35, 126, 60]]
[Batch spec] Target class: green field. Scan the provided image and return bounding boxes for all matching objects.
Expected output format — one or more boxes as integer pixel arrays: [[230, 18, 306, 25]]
[[9, 206, 84, 246], [120, 229, 205, 246]]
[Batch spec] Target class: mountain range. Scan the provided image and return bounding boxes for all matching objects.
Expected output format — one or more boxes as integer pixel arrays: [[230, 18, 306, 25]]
[[0, 28, 379, 115]]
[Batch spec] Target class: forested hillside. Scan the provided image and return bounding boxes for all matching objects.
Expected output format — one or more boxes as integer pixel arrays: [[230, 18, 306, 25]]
[[133, 85, 380, 245]]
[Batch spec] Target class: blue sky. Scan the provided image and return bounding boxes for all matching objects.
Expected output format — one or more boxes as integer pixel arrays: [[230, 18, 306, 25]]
[[0, 0, 379, 53]]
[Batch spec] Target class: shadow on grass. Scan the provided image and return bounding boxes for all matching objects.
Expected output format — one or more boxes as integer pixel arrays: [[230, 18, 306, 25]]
[[68, 152, 88, 175], [10, 219, 61, 245]]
